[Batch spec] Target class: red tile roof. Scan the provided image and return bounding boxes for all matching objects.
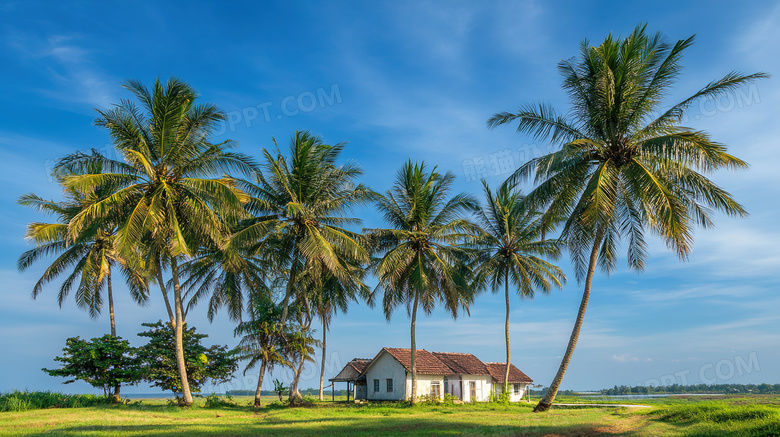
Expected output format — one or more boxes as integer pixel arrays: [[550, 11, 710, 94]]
[[485, 362, 534, 384], [330, 358, 372, 382], [432, 352, 489, 375], [382, 348, 453, 374], [356, 348, 534, 383]]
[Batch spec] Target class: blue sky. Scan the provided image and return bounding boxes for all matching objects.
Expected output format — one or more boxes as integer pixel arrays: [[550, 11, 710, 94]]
[[1, 1, 778, 395]]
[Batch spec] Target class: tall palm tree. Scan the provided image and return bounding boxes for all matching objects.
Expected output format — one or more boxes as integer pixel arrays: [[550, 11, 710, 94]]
[[18, 163, 149, 402], [472, 179, 566, 393], [54, 78, 257, 406], [488, 24, 766, 411], [231, 131, 374, 327], [18, 163, 148, 336], [368, 160, 479, 404]]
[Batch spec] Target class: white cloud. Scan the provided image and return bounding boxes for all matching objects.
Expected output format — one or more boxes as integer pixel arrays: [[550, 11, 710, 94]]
[[6, 32, 118, 110]]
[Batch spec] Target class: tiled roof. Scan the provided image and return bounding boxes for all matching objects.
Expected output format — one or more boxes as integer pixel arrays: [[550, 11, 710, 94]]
[[485, 362, 534, 384], [382, 348, 453, 375], [432, 352, 490, 376], [350, 359, 370, 373], [358, 348, 534, 382], [330, 358, 372, 382]]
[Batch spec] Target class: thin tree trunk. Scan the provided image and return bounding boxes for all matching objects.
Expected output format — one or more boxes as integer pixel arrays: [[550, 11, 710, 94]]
[[410, 293, 419, 404], [534, 230, 604, 412], [107, 268, 121, 403], [289, 307, 312, 404], [108, 267, 116, 337], [156, 260, 175, 326], [503, 269, 511, 396], [254, 360, 267, 408], [170, 257, 193, 407], [279, 247, 299, 326], [289, 354, 306, 404], [319, 316, 326, 401]]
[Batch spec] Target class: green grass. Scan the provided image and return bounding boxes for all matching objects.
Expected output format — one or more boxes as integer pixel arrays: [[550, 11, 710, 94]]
[[1, 394, 778, 436]]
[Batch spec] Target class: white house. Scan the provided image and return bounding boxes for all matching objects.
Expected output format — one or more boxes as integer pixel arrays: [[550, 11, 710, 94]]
[[331, 347, 532, 402]]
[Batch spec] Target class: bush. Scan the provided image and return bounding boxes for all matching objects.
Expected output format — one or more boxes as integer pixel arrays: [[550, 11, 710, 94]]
[[203, 393, 238, 408], [0, 390, 112, 411]]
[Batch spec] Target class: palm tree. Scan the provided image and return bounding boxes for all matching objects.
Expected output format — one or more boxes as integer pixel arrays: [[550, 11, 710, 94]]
[[368, 160, 479, 404], [18, 162, 148, 402], [231, 131, 374, 327], [234, 290, 292, 407], [472, 179, 566, 393], [178, 233, 269, 323], [19, 161, 149, 336], [311, 265, 369, 400], [488, 24, 767, 411], [54, 78, 257, 406]]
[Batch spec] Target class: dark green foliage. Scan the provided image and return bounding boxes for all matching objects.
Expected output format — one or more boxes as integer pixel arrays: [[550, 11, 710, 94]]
[[603, 383, 780, 395], [0, 390, 113, 412], [42, 335, 141, 397], [136, 321, 239, 402], [203, 393, 238, 408]]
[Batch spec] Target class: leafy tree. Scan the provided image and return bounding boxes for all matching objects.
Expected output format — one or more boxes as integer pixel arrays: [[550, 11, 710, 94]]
[[42, 335, 141, 402], [472, 179, 566, 392], [488, 24, 767, 411], [368, 161, 479, 404], [54, 78, 256, 406], [136, 321, 239, 404], [230, 131, 374, 326]]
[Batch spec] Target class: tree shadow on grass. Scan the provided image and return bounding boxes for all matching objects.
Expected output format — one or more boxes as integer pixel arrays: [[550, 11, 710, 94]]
[[24, 417, 650, 436]]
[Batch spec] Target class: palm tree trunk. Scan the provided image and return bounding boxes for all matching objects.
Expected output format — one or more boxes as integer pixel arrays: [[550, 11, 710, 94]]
[[319, 316, 326, 401], [289, 309, 312, 404], [254, 360, 267, 408], [289, 353, 306, 404], [410, 292, 419, 404], [107, 268, 121, 403], [156, 260, 175, 326], [279, 247, 299, 326], [533, 230, 603, 412], [170, 257, 193, 407], [503, 268, 511, 395], [108, 267, 116, 337]]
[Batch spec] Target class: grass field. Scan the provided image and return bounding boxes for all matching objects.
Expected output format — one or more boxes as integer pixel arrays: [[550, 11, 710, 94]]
[[1, 394, 779, 436]]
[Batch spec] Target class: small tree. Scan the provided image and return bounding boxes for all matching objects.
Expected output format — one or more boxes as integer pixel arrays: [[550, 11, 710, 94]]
[[272, 379, 288, 402], [136, 321, 239, 404], [42, 335, 141, 402]]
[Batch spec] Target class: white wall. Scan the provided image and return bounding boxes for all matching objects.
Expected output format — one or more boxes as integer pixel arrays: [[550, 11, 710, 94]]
[[459, 375, 493, 402], [365, 351, 408, 401], [494, 382, 529, 402], [404, 374, 446, 401]]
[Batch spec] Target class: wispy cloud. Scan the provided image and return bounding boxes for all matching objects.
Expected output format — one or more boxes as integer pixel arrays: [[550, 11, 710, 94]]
[[6, 32, 118, 110]]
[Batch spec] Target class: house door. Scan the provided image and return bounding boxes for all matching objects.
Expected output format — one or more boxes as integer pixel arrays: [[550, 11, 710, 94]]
[[469, 381, 476, 402]]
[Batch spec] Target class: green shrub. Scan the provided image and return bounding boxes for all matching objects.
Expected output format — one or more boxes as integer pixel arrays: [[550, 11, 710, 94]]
[[203, 393, 237, 408], [0, 390, 112, 411]]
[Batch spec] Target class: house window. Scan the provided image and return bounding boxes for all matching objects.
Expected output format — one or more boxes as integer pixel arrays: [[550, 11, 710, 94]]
[[373, 379, 380, 392], [514, 384, 521, 395], [431, 381, 441, 399], [386, 378, 393, 392]]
